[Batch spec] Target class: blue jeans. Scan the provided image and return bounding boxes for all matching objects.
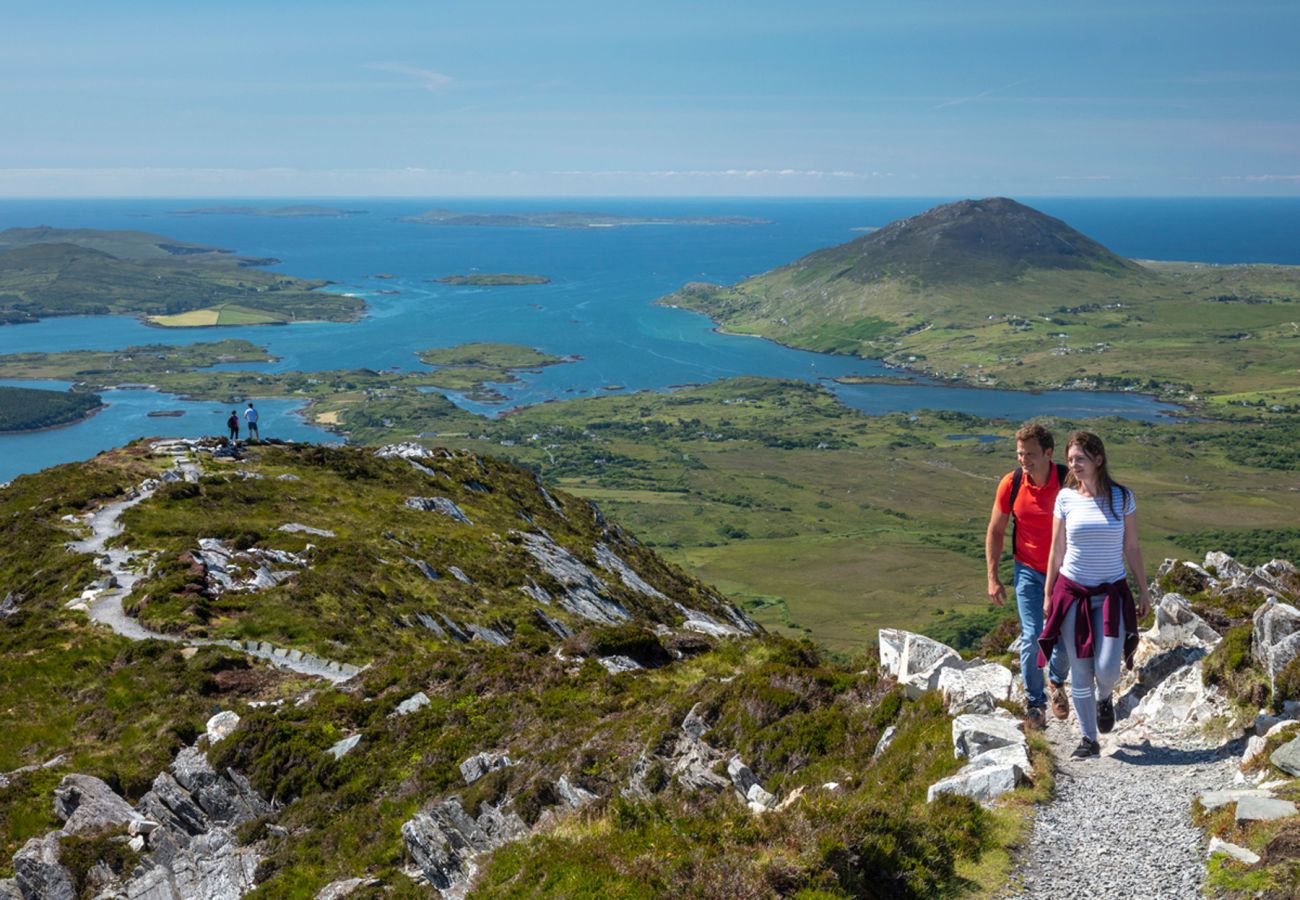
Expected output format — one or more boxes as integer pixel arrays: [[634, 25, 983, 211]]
[[1015, 562, 1070, 708]]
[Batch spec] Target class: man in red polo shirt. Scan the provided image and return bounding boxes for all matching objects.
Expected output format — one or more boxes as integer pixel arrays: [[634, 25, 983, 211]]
[[985, 422, 1071, 728]]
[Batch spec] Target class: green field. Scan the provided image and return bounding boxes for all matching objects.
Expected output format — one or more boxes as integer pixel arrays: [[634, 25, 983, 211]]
[[148, 303, 288, 327], [389, 379, 1300, 656]]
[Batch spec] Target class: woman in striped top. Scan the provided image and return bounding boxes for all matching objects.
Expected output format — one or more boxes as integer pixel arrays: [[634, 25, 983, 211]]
[[1041, 431, 1151, 759]]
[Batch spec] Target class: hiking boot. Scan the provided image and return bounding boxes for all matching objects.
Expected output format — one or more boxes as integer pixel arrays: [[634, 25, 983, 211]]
[[1097, 696, 1115, 734], [1050, 681, 1070, 721], [1071, 737, 1100, 759], [1025, 706, 1047, 730]]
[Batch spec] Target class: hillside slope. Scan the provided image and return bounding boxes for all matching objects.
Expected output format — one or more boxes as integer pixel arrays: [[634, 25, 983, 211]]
[[0, 439, 1010, 897]]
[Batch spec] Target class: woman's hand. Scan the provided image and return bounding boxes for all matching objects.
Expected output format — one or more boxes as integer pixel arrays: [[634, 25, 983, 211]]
[[1137, 591, 1151, 619]]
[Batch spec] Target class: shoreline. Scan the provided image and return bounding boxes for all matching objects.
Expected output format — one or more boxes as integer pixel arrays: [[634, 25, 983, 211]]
[[688, 319, 1197, 417]]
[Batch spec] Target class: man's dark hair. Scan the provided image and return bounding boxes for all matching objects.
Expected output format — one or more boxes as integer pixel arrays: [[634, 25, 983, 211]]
[[1015, 422, 1054, 452]]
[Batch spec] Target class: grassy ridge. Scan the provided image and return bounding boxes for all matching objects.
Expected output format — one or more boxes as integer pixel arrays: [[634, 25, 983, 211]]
[[0, 441, 1032, 895]]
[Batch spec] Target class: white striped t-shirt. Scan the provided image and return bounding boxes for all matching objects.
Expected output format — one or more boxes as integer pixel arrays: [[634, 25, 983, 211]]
[[1055, 485, 1135, 586]]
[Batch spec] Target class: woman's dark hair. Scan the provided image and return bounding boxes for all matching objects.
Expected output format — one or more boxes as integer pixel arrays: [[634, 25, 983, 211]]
[[1064, 430, 1129, 520]]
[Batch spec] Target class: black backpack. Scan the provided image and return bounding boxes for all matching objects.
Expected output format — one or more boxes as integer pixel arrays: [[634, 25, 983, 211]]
[[1008, 463, 1068, 557]]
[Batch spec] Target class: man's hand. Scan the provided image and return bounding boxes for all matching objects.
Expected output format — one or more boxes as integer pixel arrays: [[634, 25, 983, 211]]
[[988, 579, 1006, 606]]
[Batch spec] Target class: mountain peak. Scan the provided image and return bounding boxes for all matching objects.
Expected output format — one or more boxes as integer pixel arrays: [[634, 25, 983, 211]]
[[799, 196, 1138, 285]]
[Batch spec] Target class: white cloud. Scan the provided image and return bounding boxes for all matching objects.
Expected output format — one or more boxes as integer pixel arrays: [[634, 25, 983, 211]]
[[364, 62, 454, 92], [547, 168, 883, 180], [1226, 174, 1300, 182]]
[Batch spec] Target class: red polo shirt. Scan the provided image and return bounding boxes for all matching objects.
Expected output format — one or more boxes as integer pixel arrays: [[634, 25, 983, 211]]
[[994, 464, 1063, 574]]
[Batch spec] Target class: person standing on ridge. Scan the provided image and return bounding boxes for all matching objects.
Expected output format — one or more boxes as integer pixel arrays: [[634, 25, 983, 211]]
[[1039, 430, 1150, 759], [226, 409, 240, 444], [986, 422, 1072, 729], [244, 402, 260, 441]]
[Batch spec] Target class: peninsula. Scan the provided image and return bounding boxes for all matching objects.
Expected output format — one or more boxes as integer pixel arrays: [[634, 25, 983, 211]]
[[401, 208, 771, 229], [0, 227, 363, 326], [171, 205, 367, 217], [659, 197, 1300, 413], [0, 384, 103, 432]]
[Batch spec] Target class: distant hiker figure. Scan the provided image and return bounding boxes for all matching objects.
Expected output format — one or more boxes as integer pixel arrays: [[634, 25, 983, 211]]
[[227, 410, 240, 443], [244, 402, 260, 441], [1039, 430, 1151, 759], [985, 422, 1071, 730]]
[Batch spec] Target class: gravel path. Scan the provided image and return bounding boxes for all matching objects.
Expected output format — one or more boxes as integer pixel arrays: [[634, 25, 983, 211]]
[[1000, 714, 1242, 899], [70, 441, 359, 684]]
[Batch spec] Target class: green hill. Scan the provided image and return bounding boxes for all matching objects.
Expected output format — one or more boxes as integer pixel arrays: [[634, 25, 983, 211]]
[[661, 199, 1300, 408], [0, 439, 1023, 896], [796, 197, 1140, 285], [0, 228, 363, 326]]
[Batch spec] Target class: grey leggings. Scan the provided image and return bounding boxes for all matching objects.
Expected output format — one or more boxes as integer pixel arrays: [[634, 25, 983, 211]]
[[1062, 595, 1126, 742]]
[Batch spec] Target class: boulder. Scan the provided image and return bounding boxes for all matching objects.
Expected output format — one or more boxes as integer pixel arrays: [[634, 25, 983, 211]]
[[205, 711, 240, 744], [1207, 837, 1261, 865], [948, 691, 998, 716], [1236, 795, 1298, 823], [1241, 736, 1268, 770], [327, 734, 362, 760], [952, 713, 1025, 759], [392, 692, 430, 717], [460, 751, 513, 786], [1200, 788, 1272, 811], [1129, 663, 1231, 734], [13, 833, 75, 900], [927, 744, 1030, 804], [1270, 735, 1300, 776], [52, 773, 136, 835], [1150, 594, 1221, 647], [726, 757, 759, 796], [938, 663, 1013, 709], [1253, 599, 1300, 691], [877, 630, 963, 699]]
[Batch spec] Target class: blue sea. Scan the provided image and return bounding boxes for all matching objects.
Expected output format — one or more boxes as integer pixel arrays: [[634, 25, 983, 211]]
[[2, 197, 1298, 482]]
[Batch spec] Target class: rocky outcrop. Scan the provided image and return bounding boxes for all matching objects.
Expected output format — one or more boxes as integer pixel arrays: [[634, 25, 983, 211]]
[[402, 799, 526, 897], [404, 496, 472, 525], [3, 740, 273, 900], [191, 537, 308, 595], [1253, 599, 1300, 693], [514, 531, 630, 624], [52, 774, 138, 836]]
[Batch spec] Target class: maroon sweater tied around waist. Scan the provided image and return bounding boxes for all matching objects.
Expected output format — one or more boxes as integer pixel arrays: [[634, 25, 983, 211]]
[[1037, 574, 1139, 671]]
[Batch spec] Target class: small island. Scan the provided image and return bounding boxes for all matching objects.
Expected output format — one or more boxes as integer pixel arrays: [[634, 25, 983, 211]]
[[401, 208, 771, 229], [0, 385, 103, 433], [433, 274, 550, 286], [172, 205, 367, 217]]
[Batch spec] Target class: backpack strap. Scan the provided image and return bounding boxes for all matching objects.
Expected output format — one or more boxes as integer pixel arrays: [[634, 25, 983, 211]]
[[1008, 469, 1023, 558], [1008, 464, 1067, 559]]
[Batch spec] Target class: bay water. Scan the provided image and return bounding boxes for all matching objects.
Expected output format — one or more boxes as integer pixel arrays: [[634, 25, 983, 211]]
[[2, 197, 1296, 482]]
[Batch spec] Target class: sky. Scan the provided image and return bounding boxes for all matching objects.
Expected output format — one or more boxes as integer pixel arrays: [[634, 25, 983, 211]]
[[1, 0, 1298, 197]]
